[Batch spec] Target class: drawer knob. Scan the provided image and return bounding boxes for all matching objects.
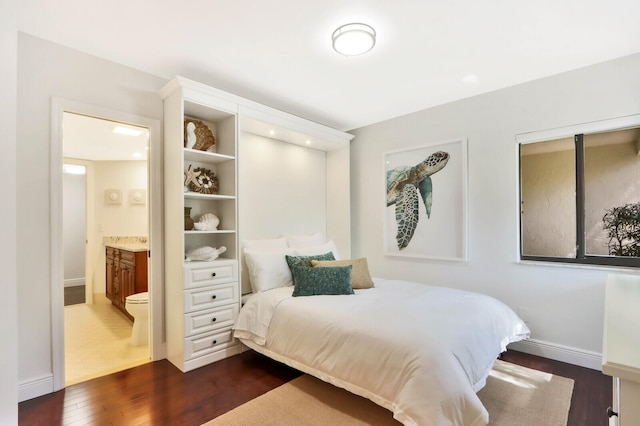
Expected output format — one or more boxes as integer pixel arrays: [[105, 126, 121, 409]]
[[607, 407, 618, 418], [212, 317, 217, 322], [212, 295, 217, 300], [212, 272, 217, 277], [212, 340, 217, 345]]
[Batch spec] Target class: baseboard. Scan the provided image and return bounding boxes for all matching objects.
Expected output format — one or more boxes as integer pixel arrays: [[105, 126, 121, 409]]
[[64, 278, 85, 288], [508, 338, 602, 370], [19, 374, 54, 402], [152, 342, 168, 361]]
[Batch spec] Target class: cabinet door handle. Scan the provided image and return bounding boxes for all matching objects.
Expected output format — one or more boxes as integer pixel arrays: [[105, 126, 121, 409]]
[[211, 295, 217, 300], [211, 272, 217, 277], [212, 317, 217, 322], [212, 340, 217, 345]]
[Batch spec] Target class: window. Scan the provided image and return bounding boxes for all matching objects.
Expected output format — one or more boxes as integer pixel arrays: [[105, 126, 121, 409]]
[[518, 116, 640, 267]]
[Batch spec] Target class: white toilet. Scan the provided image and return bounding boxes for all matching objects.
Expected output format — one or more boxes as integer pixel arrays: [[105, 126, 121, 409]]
[[125, 292, 149, 346]]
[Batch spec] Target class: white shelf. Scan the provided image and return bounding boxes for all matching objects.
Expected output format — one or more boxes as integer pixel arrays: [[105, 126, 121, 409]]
[[184, 148, 235, 163], [184, 192, 235, 201], [184, 230, 236, 235]]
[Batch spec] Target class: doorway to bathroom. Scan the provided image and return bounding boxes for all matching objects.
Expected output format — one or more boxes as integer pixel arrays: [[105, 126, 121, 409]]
[[62, 112, 151, 386], [50, 99, 164, 391]]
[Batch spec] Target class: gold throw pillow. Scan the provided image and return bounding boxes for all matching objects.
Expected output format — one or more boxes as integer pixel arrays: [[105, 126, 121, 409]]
[[311, 258, 375, 289]]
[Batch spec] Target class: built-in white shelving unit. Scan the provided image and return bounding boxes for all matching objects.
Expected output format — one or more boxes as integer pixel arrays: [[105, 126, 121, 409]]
[[161, 76, 354, 372], [161, 78, 241, 372]]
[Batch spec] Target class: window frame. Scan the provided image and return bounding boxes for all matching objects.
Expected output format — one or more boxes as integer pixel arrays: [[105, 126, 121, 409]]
[[517, 114, 640, 268]]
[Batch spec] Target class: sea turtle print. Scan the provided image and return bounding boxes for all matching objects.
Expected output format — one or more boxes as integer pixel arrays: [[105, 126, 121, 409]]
[[386, 151, 450, 249]]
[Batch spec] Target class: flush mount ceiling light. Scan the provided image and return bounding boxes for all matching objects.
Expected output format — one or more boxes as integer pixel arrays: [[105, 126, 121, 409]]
[[332, 23, 376, 56]]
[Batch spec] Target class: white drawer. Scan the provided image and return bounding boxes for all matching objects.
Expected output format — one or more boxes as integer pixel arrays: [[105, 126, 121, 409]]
[[184, 304, 239, 337], [184, 282, 238, 312], [184, 328, 236, 361], [184, 262, 238, 289]]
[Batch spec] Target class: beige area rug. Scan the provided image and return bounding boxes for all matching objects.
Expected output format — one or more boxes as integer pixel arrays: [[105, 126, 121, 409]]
[[204, 360, 574, 426]]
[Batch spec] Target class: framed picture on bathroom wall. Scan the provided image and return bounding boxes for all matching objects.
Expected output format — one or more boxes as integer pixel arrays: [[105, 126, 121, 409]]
[[104, 189, 122, 205], [383, 139, 468, 261], [129, 189, 146, 205]]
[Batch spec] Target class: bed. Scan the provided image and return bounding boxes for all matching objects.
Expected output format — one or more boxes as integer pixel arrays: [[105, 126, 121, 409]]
[[233, 275, 530, 426]]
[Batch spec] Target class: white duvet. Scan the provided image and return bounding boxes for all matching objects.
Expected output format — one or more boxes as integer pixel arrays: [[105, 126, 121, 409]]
[[234, 278, 530, 426]]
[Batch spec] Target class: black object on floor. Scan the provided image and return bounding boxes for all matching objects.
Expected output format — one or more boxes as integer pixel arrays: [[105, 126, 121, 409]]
[[64, 285, 86, 306]]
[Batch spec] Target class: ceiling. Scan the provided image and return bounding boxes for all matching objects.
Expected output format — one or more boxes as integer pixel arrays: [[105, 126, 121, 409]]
[[18, 0, 640, 132], [63, 112, 148, 161]]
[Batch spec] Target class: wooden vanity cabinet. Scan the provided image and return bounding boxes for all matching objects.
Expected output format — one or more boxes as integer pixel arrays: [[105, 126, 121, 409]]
[[106, 250, 116, 302], [105, 246, 148, 320]]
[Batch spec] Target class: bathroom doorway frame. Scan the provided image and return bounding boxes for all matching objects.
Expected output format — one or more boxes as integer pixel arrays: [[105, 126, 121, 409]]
[[50, 97, 165, 391]]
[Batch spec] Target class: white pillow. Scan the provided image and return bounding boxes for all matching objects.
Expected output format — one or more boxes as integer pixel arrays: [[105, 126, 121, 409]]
[[244, 248, 296, 293], [283, 232, 324, 249], [295, 240, 340, 260], [243, 237, 288, 252]]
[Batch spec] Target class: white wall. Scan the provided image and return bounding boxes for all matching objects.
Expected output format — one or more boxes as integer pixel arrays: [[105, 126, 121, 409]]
[[239, 133, 327, 238], [63, 172, 86, 286], [238, 132, 327, 293], [91, 160, 148, 295], [17, 33, 164, 399], [350, 52, 640, 368], [1, 0, 18, 421]]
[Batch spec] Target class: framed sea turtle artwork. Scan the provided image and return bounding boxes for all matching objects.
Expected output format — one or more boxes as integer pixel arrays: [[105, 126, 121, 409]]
[[384, 139, 468, 261]]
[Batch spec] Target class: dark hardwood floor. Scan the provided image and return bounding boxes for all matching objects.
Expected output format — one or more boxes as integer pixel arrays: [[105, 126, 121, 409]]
[[19, 350, 611, 426]]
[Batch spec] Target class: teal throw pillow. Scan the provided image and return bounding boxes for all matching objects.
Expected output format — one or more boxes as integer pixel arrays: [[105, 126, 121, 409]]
[[291, 265, 354, 297], [286, 252, 336, 288], [285, 252, 335, 269]]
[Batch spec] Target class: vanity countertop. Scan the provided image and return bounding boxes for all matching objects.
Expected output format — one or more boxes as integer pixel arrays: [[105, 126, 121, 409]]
[[104, 236, 148, 252], [105, 243, 148, 252]]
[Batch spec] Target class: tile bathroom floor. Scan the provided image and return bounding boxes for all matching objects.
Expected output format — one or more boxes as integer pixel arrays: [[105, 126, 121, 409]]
[[64, 296, 150, 386]]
